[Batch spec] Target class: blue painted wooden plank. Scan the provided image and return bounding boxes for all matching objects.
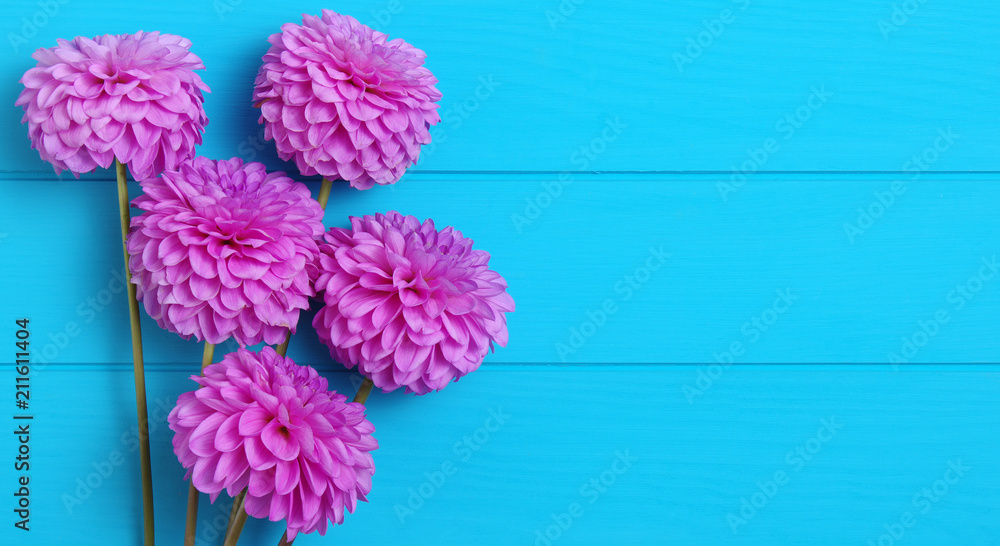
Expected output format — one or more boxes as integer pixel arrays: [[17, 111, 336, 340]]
[[1, 365, 996, 544], [3, 175, 1000, 366], [1, 0, 997, 174]]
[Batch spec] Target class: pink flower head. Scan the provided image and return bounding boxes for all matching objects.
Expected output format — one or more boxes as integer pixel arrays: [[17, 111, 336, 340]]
[[126, 157, 324, 346], [16, 31, 210, 180], [253, 10, 442, 190], [313, 212, 514, 395], [168, 347, 377, 540]]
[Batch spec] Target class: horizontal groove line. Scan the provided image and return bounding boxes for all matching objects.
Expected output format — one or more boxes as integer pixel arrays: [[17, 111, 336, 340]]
[[2, 170, 1000, 179], [406, 170, 1000, 176], [17, 362, 1000, 371]]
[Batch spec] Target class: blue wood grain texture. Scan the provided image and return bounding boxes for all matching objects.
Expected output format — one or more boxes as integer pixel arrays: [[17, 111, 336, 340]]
[[5, 175, 1000, 367], [1, 0, 998, 544], [1, 366, 998, 545], [0, 0, 997, 174]]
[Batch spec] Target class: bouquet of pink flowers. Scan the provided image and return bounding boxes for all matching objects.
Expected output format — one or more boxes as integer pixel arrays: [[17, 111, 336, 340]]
[[17, 11, 513, 545]]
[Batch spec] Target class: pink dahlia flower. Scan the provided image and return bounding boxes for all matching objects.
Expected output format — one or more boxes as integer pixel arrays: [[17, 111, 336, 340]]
[[253, 11, 442, 190], [126, 157, 324, 346], [313, 212, 514, 395], [15, 31, 210, 180], [169, 347, 377, 540]]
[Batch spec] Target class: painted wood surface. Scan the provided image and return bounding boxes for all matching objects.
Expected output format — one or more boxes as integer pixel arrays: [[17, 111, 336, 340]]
[[5, 175, 1000, 367], [0, 0, 998, 544], [2, 366, 999, 545], [4, 363, 1000, 546], [0, 0, 997, 174]]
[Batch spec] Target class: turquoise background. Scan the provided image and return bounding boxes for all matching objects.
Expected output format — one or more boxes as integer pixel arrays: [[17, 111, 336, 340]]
[[1, 0, 999, 544]]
